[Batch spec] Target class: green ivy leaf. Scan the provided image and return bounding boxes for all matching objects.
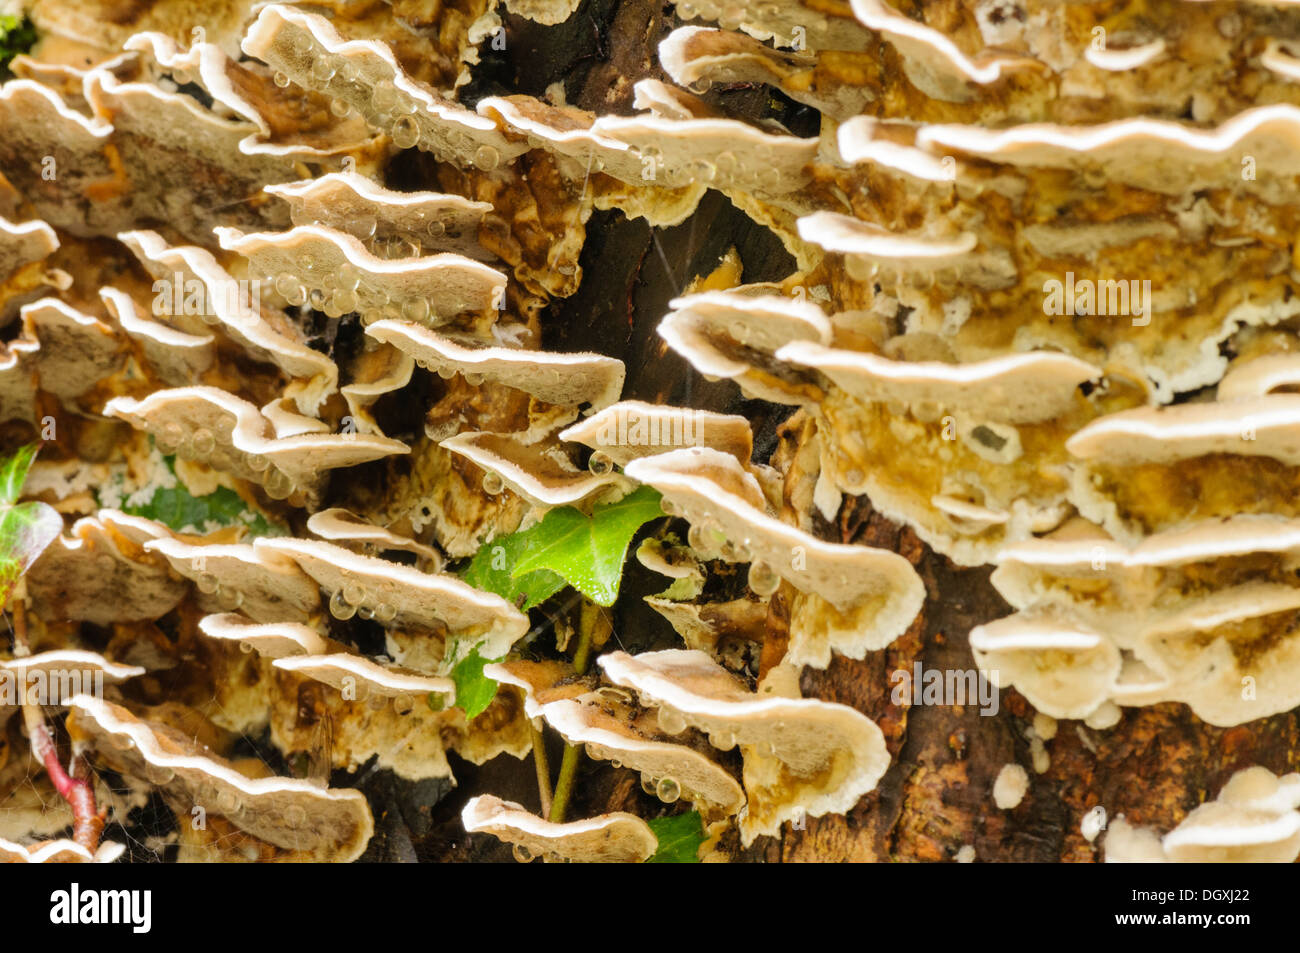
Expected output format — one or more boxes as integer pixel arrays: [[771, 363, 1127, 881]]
[[0, 15, 36, 78], [449, 646, 501, 719], [509, 487, 663, 606], [645, 811, 705, 864], [0, 445, 61, 612], [114, 456, 284, 537], [0, 444, 38, 506], [461, 529, 567, 612]]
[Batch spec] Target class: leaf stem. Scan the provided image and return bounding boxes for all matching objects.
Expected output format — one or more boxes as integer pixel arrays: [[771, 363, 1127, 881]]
[[549, 600, 599, 823], [527, 693, 552, 818], [22, 697, 105, 852]]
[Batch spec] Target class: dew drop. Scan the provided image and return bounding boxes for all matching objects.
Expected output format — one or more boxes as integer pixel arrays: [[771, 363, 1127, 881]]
[[587, 451, 614, 475], [329, 589, 357, 620], [192, 428, 216, 457], [512, 843, 534, 863], [308, 287, 328, 312], [393, 693, 414, 715], [274, 272, 299, 299], [329, 98, 351, 118], [656, 777, 681, 803], [196, 571, 220, 595], [273, 71, 291, 88], [239, 640, 254, 655], [342, 582, 366, 606], [158, 421, 185, 453], [375, 602, 397, 623], [658, 708, 687, 735], [748, 560, 780, 597], [402, 297, 431, 323], [371, 81, 398, 112], [464, 372, 485, 386], [610, 759, 623, 770], [247, 453, 270, 472], [331, 287, 358, 314], [367, 691, 387, 710], [473, 144, 500, 171], [145, 763, 174, 785], [482, 471, 504, 495], [391, 115, 420, 149], [661, 497, 679, 517], [309, 58, 336, 82], [357, 604, 376, 621], [641, 773, 658, 796], [264, 468, 293, 500]]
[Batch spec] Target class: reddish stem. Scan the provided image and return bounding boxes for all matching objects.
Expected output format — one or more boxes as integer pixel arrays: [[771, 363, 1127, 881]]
[[28, 718, 105, 852]]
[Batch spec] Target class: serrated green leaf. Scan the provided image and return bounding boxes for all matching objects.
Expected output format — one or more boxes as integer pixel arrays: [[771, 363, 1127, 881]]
[[449, 646, 502, 719], [461, 529, 567, 611], [645, 811, 705, 863], [510, 487, 664, 606]]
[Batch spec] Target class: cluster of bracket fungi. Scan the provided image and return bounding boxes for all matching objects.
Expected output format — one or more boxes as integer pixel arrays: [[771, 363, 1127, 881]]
[[4, 0, 1300, 863]]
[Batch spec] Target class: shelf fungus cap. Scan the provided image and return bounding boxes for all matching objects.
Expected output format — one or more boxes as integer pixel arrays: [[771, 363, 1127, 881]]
[[440, 431, 631, 509], [1066, 395, 1300, 466], [1163, 802, 1300, 863], [1216, 766, 1300, 815], [796, 211, 979, 272], [560, 400, 753, 467], [659, 291, 831, 405], [849, 0, 1041, 101], [66, 695, 373, 862], [216, 224, 507, 326], [968, 610, 1121, 720], [461, 795, 657, 863], [264, 173, 493, 260], [118, 230, 337, 412], [307, 508, 442, 566], [624, 448, 924, 667], [1218, 353, 1300, 401], [366, 319, 625, 411], [26, 511, 187, 625], [1, 650, 144, 711], [255, 537, 528, 657], [146, 537, 322, 623], [540, 692, 746, 816], [100, 287, 215, 386], [598, 649, 891, 844], [915, 104, 1300, 193], [104, 386, 408, 502], [241, 4, 525, 167], [777, 344, 1099, 425], [20, 298, 124, 402], [272, 654, 453, 704], [197, 613, 332, 658], [0, 838, 126, 864], [1135, 583, 1300, 726]]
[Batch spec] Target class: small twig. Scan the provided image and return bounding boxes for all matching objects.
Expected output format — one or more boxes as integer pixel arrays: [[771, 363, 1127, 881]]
[[548, 600, 599, 823], [10, 582, 30, 656], [23, 708, 105, 853], [527, 691, 552, 818]]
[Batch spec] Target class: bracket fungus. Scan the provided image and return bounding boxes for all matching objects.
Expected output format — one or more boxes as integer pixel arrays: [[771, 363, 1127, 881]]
[[599, 649, 891, 844], [67, 695, 374, 862], [9, 0, 1300, 868], [461, 795, 658, 863], [625, 449, 923, 667]]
